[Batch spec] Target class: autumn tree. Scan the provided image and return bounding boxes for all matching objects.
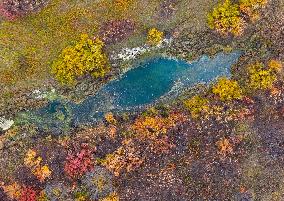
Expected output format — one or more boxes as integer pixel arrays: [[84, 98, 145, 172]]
[[207, 0, 245, 36], [147, 28, 164, 46], [212, 77, 243, 101], [51, 34, 110, 85], [247, 62, 277, 90], [183, 95, 209, 118]]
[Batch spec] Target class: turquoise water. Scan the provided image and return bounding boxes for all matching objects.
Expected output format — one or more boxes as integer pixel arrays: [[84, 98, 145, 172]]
[[19, 51, 241, 133]]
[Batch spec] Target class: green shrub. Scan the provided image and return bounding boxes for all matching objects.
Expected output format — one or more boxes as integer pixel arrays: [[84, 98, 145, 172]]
[[247, 62, 277, 90], [51, 34, 110, 85], [207, 0, 244, 36], [212, 77, 243, 101], [183, 95, 209, 118]]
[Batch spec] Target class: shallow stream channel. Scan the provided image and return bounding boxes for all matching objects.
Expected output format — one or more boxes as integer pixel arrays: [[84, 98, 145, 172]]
[[18, 51, 242, 134]]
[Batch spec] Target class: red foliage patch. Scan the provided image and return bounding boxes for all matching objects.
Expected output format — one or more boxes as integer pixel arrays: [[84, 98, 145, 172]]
[[0, 0, 49, 20], [0, 3, 18, 20], [64, 144, 96, 179], [99, 19, 135, 44], [19, 186, 37, 201]]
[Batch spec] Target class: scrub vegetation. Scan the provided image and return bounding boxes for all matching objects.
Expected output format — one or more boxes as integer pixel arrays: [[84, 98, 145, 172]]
[[0, 0, 284, 200]]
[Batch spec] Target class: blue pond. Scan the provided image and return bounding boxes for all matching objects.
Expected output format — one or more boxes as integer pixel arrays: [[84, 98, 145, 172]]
[[20, 51, 241, 133]]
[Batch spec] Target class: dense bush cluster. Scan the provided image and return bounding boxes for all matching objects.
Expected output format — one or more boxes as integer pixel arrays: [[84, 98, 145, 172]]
[[8, 141, 120, 201], [216, 138, 233, 156], [268, 59, 282, 72], [100, 192, 119, 201], [2, 183, 44, 201], [99, 19, 135, 44], [247, 61, 277, 90], [208, 0, 268, 36], [102, 139, 143, 176], [183, 95, 209, 118], [1, 169, 116, 200], [207, 0, 244, 36], [44, 182, 71, 201], [104, 112, 117, 125], [212, 77, 243, 101], [0, 0, 49, 19], [19, 186, 37, 201], [131, 112, 184, 139], [51, 34, 110, 85], [64, 144, 96, 179], [1, 182, 22, 200]]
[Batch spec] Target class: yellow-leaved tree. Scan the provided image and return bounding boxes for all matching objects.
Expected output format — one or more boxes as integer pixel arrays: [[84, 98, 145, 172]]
[[51, 34, 110, 85], [147, 28, 164, 46], [207, 0, 245, 36], [247, 62, 277, 90], [212, 77, 243, 101], [183, 95, 209, 118]]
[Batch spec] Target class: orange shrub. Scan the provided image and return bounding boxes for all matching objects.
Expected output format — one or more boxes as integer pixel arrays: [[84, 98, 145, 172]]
[[216, 138, 233, 156], [104, 112, 117, 125], [149, 135, 176, 154], [268, 59, 282, 72], [239, 0, 268, 22], [102, 139, 143, 176], [1, 182, 22, 200], [100, 192, 120, 201], [131, 112, 185, 139], [24, 149, 51, 182]]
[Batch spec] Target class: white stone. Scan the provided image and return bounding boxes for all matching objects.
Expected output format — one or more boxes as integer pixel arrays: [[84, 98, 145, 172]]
[[0, 117, 14, 131], [111, 37, 173, 61], [32, 89, 47, 99]]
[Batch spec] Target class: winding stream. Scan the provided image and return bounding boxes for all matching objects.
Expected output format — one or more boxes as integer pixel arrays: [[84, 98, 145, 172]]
[[19, 51, 241, 134]]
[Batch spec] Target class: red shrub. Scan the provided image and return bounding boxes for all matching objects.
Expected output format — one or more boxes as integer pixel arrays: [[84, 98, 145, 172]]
[[64, 144, 96, 179], [0, 3, 18, 20], [99, 19, 135, 44], [19, 186, 37, 201], [0, 0, 49, 20]]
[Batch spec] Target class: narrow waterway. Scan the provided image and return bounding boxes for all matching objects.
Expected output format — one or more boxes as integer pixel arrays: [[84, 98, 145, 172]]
[[19, 51, 242, 134]]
